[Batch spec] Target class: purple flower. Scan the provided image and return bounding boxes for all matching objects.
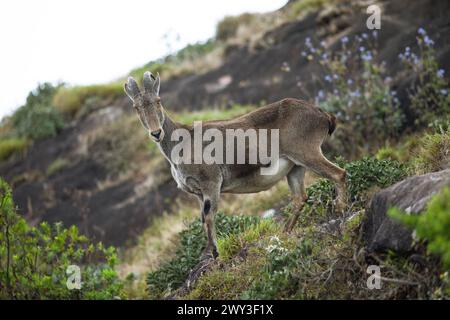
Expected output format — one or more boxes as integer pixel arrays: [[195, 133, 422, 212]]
[[362, 52, 372, 61], [440, 89, 448, 95], [350, 90, 361, 98], [424, 35, 434, 46], [301, 51, 307, 57], [372, 30, 378, 38], [341, 36, 349, 44], [305, 37, 312, 48], [437, 69, 445, 78], [347, 79, 353, 85], [362, 33, 368, 39], [418, 27, 426, 35], [359, 46, 366, 52], [324, 75, 332, 82], [317, 90, 325, 99]]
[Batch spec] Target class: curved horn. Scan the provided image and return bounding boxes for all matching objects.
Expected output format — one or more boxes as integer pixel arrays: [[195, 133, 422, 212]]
[[153, 72, 160, 96], [143, 71, 153, 93]]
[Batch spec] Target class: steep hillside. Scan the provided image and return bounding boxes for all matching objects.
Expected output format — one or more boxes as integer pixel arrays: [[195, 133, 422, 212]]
[[0, 0, 448, 248], [0, 0, 449, 300]]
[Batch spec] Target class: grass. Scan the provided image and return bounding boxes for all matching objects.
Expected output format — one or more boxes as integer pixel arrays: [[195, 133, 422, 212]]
[[52, 83, 123, 116], [46, 158, 70, 176], [0, 138, 28, 161]]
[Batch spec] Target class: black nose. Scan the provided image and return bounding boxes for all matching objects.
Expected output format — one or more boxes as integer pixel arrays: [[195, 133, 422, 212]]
[[151, 129, 162, 140]]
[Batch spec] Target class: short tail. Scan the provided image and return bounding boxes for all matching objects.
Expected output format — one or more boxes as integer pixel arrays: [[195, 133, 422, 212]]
[[326, 112, 337, 135]]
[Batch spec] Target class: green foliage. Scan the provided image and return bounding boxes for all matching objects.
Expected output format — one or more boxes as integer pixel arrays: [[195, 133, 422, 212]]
[[412, 129, 450, 174], [242, 239, 313, 299], [300, 157, 407, 222], [0, 138, 28, 161], [0, 178, 124, 299], [289, 0, 329, 17], [52, 83, 123, 116], [389, 187, 450, 269], [304, 33, 404, 156], [389, 187, 450, 295], [146, 213, 259, 298], [217, 219, 278, 260], [399, 29, 450, 127], [11, 83, 64, 141], [129, 40, 217, 80], [343, 157, 407, 201], [46, 158, 70, 176]]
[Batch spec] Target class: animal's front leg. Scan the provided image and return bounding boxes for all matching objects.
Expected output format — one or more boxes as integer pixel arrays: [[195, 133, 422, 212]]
[[201, 196, 218, 259]]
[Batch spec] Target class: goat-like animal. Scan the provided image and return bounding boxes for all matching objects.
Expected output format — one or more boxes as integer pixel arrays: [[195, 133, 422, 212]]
[[124, 72, 347, 258]]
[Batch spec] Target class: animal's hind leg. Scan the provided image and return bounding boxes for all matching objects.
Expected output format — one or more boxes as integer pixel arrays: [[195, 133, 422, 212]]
[[288, 149, 347, 214], [285, 165, 308, 232]]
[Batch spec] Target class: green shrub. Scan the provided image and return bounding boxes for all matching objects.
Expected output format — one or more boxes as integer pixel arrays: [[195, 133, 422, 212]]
[[0, 138, 28, 161], [298, 157, 407, 223], [146, 213, 259, 298], [399, 28, 450, 127], [242, 239, 313, 299], [304, 33, 404, 156], [0, 178, 124, 299], [389, 187, 450, 294], [12, 83, 64, 141], [53, 83, 123, 116], [412, 129, 450, 174]]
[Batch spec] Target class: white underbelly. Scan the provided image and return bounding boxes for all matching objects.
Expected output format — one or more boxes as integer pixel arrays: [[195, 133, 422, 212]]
[[223, 158, 294, 193]]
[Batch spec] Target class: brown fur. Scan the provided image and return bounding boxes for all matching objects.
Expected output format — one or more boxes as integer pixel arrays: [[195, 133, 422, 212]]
[[124, 74, 348, 258]]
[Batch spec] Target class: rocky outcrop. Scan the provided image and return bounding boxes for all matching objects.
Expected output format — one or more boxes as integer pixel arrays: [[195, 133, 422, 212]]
[[362, 169, 450, 253]]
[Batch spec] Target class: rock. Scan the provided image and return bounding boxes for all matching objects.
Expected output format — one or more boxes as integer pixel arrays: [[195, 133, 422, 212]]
[[362, 169, 450, 253]]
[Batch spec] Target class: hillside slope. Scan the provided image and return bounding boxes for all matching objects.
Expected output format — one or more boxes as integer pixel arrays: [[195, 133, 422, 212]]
[[0, 0, 449, 250]]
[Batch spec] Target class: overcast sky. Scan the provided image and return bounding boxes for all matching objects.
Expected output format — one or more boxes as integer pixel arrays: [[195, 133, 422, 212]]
[[0, 0, 287, 120]]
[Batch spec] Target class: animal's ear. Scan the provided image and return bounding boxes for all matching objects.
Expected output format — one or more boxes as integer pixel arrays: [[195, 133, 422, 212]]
[[153, 72, 160, 96], [124, 77, 140, 101]]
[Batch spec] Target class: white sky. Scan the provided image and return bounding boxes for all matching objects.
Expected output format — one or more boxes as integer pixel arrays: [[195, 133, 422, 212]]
[[0, 0, 287, 120]]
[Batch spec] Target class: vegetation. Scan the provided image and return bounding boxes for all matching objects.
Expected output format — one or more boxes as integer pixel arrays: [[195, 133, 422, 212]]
[[146, 213, 260, 298], [0, 178, 124, 299], [389, 187, 450, 295], [400, 28, 450, 127], [52, 83, 123, 117], [0, 138, 28, 161], [46, 158, 70, 176]]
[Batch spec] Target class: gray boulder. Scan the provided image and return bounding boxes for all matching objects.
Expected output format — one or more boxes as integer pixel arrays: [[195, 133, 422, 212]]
[[362, 169, 450, 253]]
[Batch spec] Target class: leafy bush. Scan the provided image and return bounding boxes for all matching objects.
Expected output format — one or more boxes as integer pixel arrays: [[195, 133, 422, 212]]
[[0, 178, 124, 299], [0, 138, 28, 161], [389, 187, 450, 294], [298, 157, 407, 223], [242, 239, 313, 299], [303, 32, 404, 156], [399, 28, 450, 127], [412, 129, 450, 174], [52, 83, 123, 116], [12, 83, 64, 141], [146, 213, 259, 298]]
